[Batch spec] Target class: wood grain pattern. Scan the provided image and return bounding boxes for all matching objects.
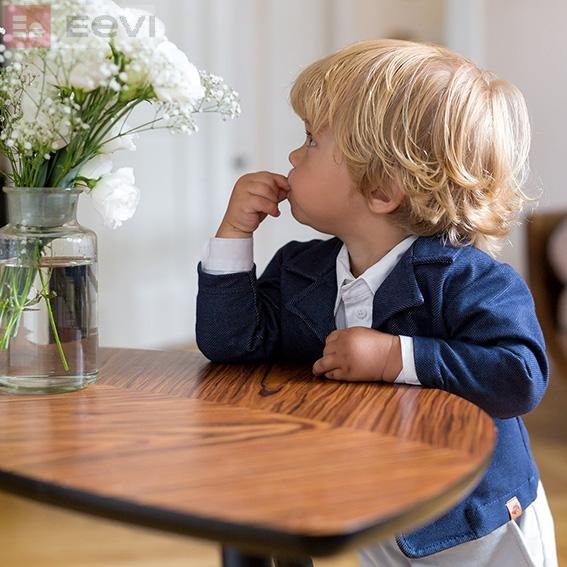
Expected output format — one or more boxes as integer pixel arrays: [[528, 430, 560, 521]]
[[0, 348, 496, 557], [96, 349, 494, 454]]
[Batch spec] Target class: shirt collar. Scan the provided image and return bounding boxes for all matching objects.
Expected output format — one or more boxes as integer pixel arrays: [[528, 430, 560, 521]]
[[334, 235, 419, 316]]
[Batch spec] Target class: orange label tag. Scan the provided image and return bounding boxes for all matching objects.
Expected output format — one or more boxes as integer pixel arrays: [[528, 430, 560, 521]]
[[506, 496, 523, 520]]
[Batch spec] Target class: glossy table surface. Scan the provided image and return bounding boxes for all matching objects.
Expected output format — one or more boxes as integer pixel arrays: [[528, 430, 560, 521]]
[[0, 348, 496, 558]]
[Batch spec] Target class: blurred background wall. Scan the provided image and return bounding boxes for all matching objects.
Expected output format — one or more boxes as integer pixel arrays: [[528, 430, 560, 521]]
[[70, 0, 566, 350]]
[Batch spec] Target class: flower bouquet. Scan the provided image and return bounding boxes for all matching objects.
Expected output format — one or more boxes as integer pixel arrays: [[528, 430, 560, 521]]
[[0, 0, 240, 393]]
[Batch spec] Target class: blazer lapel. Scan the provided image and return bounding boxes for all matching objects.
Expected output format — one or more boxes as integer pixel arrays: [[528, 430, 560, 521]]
[[283, 238, 341, 344], [372, 236, 456, 328], [371, 253, 424, 328], [286, 271, 338, 343]]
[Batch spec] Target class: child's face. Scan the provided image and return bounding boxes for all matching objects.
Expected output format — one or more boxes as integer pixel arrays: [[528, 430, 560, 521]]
[[287, 123, 370, 237]]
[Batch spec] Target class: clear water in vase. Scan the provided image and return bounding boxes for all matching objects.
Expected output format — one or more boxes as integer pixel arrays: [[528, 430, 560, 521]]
[[0, 257, 98, 394]]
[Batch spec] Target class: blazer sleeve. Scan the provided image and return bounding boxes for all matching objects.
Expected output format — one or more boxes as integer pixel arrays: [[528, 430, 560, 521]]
[[195, 243, 286, 363], [413, 263, 549, 419]]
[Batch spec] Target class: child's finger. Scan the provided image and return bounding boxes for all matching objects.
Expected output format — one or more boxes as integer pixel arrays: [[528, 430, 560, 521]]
[[322, 344, 337, 356], [272, 173, 291, 190], [312, 355, 340, 376], [323, 370, 339, 380], [250, 172, 290, 193], [244, 195, 280, 217], [312, 358, 323, 375], [247, 182, 286, 204], [325, 331, 340, 343], [272, 173, 291, 193]]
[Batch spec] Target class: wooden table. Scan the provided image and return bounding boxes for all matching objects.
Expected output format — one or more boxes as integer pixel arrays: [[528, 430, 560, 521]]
[[0, 348, 496, 566]]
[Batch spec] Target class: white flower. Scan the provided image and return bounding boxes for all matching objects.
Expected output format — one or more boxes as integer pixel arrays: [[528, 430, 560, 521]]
[[79, 154, 113, 179], [54, 34, 115, 92], [90, 167, 140, 229], [149, 41, 205, 104], [101, 123, 137, 153], [68, 56, 115, 91]]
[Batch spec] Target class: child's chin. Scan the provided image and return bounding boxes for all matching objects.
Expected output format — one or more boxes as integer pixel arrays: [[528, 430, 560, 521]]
[[289, 202, 315, 226], [290, 210, 323, 232]]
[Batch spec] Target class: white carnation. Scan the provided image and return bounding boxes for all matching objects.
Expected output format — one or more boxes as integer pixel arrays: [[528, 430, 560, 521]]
[[90, 167, 140, 229], [149, 41, 205, 104], [67, 52, 115, 91]]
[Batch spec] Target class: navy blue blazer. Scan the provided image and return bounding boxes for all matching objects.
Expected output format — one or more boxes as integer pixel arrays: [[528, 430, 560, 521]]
[[196, 235, 548, 558]]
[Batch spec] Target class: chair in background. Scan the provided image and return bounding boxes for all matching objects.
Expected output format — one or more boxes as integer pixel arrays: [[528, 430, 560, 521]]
[[526, 211, 567, 378]]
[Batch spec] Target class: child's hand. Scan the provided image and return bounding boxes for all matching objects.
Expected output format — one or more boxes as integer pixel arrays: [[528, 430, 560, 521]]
[[216, 171, 291, 238], [312, 328, 402, 382]]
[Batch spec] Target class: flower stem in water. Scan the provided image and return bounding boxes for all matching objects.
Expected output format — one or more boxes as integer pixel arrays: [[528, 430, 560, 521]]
[[38, 266, 69, 371]]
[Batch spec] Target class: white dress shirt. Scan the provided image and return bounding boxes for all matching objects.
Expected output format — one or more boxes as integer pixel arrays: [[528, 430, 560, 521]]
[[201, 235, 420, 384], [333, 236, 419, 384]]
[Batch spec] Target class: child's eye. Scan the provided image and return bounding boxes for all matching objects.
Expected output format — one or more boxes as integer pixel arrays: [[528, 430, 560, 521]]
[[304, 130, 316, 148]]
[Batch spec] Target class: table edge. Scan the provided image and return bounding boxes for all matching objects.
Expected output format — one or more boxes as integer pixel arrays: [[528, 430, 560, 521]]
[[0, 453, 492, 558]]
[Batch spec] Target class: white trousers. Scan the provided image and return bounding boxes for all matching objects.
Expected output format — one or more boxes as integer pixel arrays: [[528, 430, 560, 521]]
[[358, 481, 558, 567]]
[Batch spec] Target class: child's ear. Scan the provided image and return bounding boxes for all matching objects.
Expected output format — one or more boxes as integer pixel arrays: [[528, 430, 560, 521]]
[[367, 182, 406, 214]]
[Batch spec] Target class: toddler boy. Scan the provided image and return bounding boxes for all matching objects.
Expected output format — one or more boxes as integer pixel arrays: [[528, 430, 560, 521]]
[[196, 40, 557, 565]]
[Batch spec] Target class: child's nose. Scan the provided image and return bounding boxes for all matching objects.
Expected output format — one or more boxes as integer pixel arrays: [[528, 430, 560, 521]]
[[288, 147, 300, 166]]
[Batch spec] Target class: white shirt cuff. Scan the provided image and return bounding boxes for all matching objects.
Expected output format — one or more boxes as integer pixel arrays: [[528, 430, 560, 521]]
[[201, 237, 254, 274], [394, 335, 421, 385]]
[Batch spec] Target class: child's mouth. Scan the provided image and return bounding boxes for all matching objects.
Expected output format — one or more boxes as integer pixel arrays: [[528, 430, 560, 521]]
[[286, 170, 295, 194]]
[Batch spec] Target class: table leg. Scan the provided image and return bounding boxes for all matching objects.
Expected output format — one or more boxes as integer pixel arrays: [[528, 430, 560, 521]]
[[221, 546, 273, 567], [220, 546, 314, 566], [274, 558, 314, 567]]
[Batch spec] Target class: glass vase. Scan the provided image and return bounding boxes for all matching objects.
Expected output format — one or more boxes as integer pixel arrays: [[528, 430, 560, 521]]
[[0, 187, 98, 395]]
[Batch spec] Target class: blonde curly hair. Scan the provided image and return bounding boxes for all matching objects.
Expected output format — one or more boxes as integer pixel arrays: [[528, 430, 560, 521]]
[[289, 39, 533, 256]]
